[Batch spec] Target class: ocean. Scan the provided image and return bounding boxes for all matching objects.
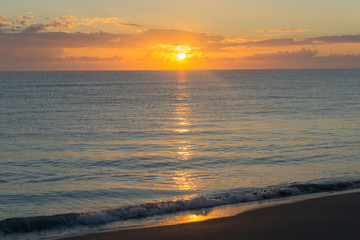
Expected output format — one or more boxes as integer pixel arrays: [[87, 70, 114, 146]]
[[1, 69, 359, 239]]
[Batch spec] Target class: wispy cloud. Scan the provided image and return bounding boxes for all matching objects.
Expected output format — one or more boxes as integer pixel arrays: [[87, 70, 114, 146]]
[[23, 21, 76, 33], [218, 48, 360, 69], [0, 28, 223, 53], [55, 56, 122, 61], [80, 17, 142, 28], [211, 34, 360, 49], [308, 35, 360, 44], [0, 15, 142, 33], [257, 29, 311, 33], [0, 16, 10, 21], [242, 48, 319, 61], [14, 15, 33, 20]]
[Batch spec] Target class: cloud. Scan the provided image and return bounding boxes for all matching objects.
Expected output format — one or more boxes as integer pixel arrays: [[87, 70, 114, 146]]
[[0, 45, 64, 63], [308, 35, 360, 44], [242, 48, 319, 61], [0, 15, 35, 32], [77, 17, 142, 28], [3, 13, 358, 48], [1, 14, 360, 70], [0, 31, 122, 49], [235, 34, 360, 48], [242, 38, 312, 47], [315, 54, 360, 63], [0, 27, 226, 69], [257, 29, 311, 33], [0, 15, 142, 33], [23, 21, 76, 33], [46, 17, 60, 20], [205, 34, 360, 50], [0, 16, 10, 21], [118, 22, 142, 28], [0, 28, 223, 50], [0, 21, 11, 28], [55, 56, 122, 61], [14, 15, 33, 20], [129, 29, 224, 47], [218, 48, 360, 69], [60, 15, 78, 21]]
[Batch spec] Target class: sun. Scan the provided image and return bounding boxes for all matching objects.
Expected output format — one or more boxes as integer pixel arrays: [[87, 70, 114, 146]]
[[176, 53, 187, 61]]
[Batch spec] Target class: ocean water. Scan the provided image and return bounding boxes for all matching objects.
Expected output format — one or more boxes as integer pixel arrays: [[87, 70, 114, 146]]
[[1, 69, 360, 239]]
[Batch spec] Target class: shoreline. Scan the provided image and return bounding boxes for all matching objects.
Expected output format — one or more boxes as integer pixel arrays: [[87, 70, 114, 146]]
[[55, 189, 360, 240]]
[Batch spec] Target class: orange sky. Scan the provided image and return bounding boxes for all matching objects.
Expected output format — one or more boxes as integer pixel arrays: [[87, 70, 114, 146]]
[[1, 0, 360, 70]]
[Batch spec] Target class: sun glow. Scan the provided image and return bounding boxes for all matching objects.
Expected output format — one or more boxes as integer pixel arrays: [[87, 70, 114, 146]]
[[177, 53, 187, 60]]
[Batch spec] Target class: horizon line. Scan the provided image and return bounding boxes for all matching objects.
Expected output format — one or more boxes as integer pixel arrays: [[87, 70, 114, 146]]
[[1, 67, 360, 72]]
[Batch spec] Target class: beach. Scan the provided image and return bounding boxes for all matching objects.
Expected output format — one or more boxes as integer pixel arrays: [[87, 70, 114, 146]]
[[57, 190, 360, 240]]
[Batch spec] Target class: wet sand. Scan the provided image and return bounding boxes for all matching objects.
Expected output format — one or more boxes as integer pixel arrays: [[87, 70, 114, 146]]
[[57, 191, 360, 240]]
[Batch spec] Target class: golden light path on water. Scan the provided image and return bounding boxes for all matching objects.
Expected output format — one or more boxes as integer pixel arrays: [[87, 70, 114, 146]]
[[172, 71, 196, 194]]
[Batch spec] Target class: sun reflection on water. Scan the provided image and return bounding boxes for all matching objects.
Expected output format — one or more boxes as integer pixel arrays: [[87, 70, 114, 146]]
[[177, 143, 191, 161], [174, 128, 189, 133], [173, 171, 196, 191], [172, 71, 197, 193]]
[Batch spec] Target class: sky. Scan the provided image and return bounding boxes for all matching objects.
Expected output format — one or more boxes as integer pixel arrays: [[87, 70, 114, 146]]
[[1, 0, 360, 70]]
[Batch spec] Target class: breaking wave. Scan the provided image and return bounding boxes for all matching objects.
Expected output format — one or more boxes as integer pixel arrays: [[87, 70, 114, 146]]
[[1, 179, 359, 235]]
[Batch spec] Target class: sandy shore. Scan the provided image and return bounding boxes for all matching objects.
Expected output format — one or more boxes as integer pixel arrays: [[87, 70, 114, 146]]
[[57, 191, 360, 240]]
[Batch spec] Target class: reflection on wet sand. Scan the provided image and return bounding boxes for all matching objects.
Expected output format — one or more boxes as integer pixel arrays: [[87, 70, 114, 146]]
[[156, 199, 269, 226]]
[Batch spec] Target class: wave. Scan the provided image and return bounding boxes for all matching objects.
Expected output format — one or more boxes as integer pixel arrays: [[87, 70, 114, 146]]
[[1, 179, 360, 235]]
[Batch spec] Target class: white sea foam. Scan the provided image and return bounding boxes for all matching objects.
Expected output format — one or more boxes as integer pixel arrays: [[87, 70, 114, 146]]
[[2, 179, 359, 238]]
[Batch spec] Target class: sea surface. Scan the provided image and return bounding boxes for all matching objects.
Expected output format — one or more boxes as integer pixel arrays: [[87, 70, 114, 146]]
[[1, 69, 360, 239]]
